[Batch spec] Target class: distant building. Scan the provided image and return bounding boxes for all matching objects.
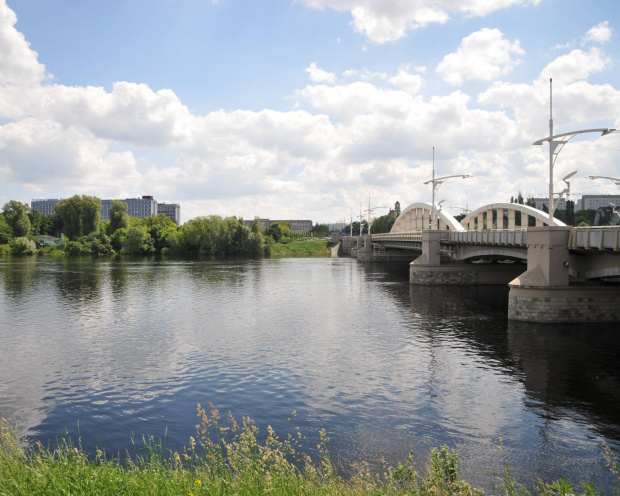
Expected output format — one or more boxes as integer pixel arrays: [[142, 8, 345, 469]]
[[32, 195, 180, 224], [532, 197, 567, 211], [31, 199, 60, 215], [578, 194, 620, 211], [157, 202, 181, 224], [243, 219, 313, 233]]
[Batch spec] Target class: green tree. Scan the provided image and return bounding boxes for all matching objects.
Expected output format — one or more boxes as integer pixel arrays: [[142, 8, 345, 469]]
[[9, 237, 36, 255], [142, 214, 178, 253], [371, 214, 395, 234], [111, 228, 128, 252], [121, 225, 155, 255], [312, 223, 329, 237], [2, 201, 31, 237], [0, 214, 12, 244], [28, 209, 53, 236], [55, 195, 102, 239], [525, 195, 536, 208], [108, 200, 130, 234]]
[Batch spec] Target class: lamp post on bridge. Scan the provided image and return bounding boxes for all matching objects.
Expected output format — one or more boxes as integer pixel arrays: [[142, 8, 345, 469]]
[[423, 147, 472, 230], [533, 78, 616, 226], [585, 175, 620, 189]]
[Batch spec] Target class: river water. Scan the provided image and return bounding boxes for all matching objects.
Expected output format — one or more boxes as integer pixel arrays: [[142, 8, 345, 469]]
[[1, 256, 620, 491]]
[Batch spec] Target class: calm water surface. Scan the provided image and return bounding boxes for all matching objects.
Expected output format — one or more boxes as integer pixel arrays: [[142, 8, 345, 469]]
[[1, 256, 620, 491]]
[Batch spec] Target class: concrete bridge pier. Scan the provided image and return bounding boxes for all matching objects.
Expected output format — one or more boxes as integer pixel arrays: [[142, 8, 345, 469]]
[[409, 230, 523, 285], [356, 234, 374, 261], [508, 227, 620, 323]]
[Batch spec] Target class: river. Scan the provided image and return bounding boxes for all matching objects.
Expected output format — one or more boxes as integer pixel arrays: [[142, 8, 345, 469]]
[[1, 256, 619, 491]]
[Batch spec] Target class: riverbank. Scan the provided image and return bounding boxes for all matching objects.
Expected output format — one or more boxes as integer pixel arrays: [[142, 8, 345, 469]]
[[2, 412, 608, 496], [269, 238, 332, 257]]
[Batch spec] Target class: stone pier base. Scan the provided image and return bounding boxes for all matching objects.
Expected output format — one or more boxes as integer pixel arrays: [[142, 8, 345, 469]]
[[410, 263, 525, 285], [508, 285, 620, 323]]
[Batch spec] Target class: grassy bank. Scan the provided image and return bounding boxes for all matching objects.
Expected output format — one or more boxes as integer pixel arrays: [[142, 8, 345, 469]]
[[269, 238, 332, 257], [2, 407, 617, 496]]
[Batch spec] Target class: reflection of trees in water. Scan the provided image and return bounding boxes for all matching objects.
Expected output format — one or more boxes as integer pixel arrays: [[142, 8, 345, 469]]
[[0, 257, 39, 299], [55, 257, 103, 303]]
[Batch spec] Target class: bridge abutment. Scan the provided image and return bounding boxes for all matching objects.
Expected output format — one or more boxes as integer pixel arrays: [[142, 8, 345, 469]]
[[508, 227, 620, 322]]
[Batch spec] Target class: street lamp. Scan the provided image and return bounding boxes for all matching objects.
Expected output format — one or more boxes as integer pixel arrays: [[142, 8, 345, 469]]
[[585, 175, 620, 189], [533, 78, 616, 226], [423, 147, 472, 230]]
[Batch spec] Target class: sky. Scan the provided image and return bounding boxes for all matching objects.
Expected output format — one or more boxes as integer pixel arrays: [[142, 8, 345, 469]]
[[1, 0, 620, 224]]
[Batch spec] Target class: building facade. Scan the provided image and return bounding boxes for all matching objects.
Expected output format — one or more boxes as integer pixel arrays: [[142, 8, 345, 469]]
[[243, 219, 313, 232], [578, 194, 620, 211], [157, 202, 181, 224], [31, 199, 60, 215], [32, 195, 181, 224]]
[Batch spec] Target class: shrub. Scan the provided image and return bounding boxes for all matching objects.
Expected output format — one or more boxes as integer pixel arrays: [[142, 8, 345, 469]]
[[9, 237, 36, 255]]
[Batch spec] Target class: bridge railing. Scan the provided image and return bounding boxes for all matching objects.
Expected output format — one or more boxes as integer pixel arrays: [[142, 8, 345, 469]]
[[570, 226, 620, 251], [449, 229, 528, 246]]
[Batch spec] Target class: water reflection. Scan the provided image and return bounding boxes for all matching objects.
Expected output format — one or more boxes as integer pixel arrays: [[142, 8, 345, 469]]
[[0, 257, 619, 491]]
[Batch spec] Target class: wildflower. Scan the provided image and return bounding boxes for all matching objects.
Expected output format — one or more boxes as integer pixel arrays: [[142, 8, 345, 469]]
[[194, 479, 202, 486]]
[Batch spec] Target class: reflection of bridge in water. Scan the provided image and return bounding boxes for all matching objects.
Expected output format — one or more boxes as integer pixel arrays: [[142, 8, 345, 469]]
[[338, 201, 620, 323]]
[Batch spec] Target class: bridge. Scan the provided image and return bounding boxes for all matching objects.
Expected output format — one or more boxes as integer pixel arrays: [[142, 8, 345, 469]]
[[338, 201, 620, 324]]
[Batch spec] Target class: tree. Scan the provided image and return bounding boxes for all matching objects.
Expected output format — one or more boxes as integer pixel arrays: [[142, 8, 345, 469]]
[[9, 237, 36, 255], [313, 223, 329, 237], [142, 214, 178, 253], [28, 209, 53, 236], [371, 214, 395, 234], [108, 200, 130, 234], [55, 195, 102, 238], [0, 215, 12, 244], [121, 225, 155, 255], [565, 200, 575, 226], [2, 200, 31, 237], [525, 196, 536, 208]]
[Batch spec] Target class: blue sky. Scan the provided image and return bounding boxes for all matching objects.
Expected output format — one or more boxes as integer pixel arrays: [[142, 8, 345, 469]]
[[1, 0, 620, 223]]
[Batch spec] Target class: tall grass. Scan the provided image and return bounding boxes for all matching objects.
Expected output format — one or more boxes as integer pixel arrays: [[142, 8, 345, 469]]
[[0, 405, 616, 495]]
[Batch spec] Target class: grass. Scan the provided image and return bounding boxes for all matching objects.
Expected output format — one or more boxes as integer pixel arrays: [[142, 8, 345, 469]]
[[269, 238, 332, 257], [1, 406, 618, 495]]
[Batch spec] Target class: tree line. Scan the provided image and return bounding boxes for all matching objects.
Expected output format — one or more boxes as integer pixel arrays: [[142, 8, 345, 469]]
[[1, 196, 276, 257]]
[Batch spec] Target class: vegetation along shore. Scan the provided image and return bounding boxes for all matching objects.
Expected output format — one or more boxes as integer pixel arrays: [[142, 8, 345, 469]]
[[1, 196, 334, 258], [2, 406, 617, 496]]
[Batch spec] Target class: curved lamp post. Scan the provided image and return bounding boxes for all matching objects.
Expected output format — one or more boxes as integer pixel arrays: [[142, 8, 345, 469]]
[[423, 148, 472, 230], [585, 175, 620, 189], [533, 79, 616, 226]]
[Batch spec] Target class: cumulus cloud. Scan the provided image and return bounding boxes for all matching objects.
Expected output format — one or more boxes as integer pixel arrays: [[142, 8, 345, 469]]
[[436, 28, 525, 86], [297, 0, 540, 43], [583, 21, 612, 44], [0, 0, 47, 86], [1, 0, 619, 221], [540, 47, 610, 83], [305, 62, 337, 83]]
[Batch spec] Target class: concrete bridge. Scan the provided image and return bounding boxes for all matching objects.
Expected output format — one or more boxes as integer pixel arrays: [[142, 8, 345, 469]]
[[339, 201, 620, 324]]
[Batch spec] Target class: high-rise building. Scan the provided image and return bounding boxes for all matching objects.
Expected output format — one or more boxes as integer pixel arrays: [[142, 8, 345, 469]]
[[32, 195, 180, 223], [578, 194, 620, 211], [157, 202, 181, 224], [31, 199, 60, 215]]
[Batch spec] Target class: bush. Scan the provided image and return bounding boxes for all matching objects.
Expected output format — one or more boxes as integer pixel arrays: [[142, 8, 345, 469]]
[[9, 237, 36, 255]]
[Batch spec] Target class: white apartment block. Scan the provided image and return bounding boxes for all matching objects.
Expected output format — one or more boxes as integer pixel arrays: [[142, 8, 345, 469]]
[[32, 195, 180, 224], [577, 195, 620, 211], [156, 203, 181, 224]]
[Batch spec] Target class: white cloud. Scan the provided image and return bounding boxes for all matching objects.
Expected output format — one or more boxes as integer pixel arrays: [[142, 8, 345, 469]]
[[305, 62, 337, 83], [388, 70, 423, 94], [297, 0, 540, 43], [436, 28, 525, 86], [583, 21, 612, 44], [540, 47, 610, 83], [0, 0, 47, 86]]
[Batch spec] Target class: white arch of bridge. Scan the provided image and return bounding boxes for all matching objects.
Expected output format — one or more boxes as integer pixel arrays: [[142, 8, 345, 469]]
[[391, 202, 465, 232], [460, 202, 566, 230]]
